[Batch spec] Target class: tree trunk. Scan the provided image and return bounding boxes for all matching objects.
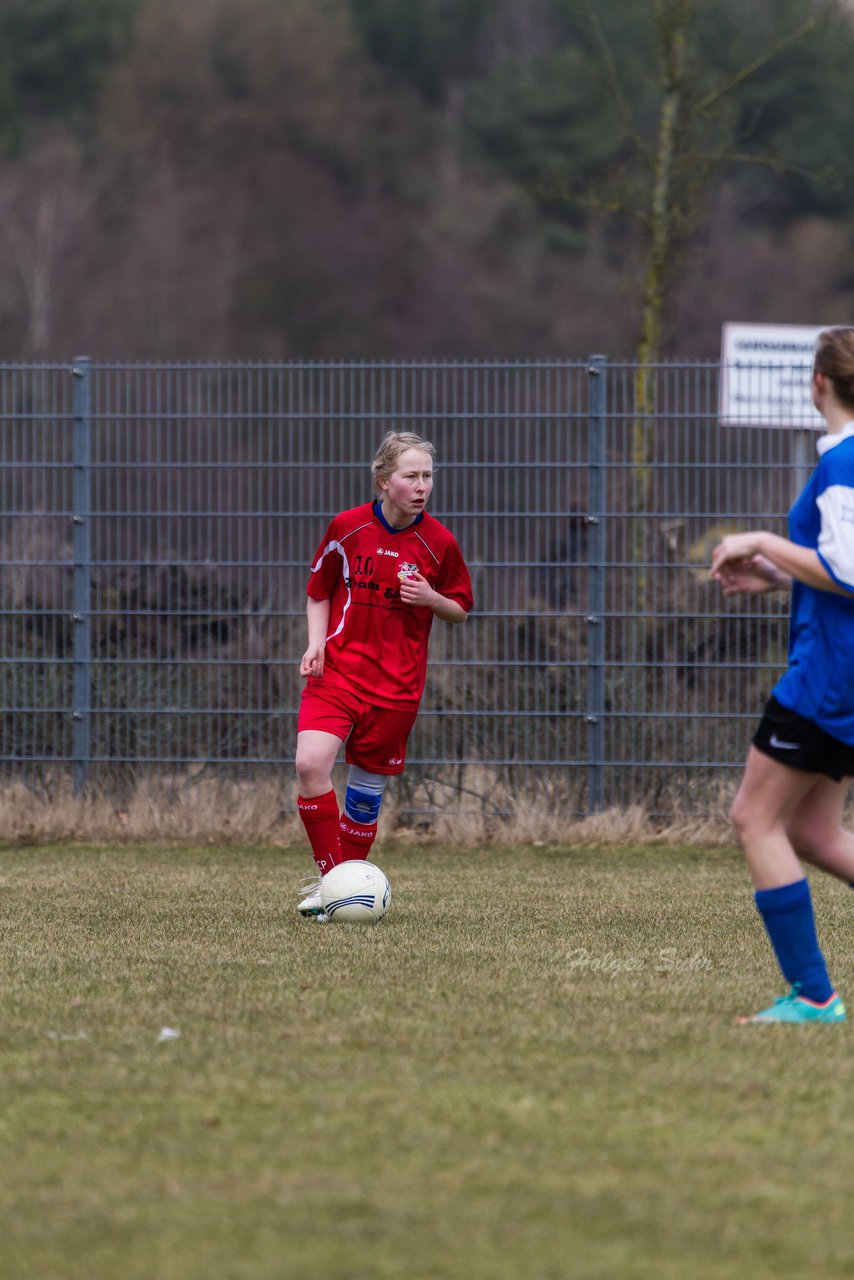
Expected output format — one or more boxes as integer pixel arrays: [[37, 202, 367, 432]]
[[627, 1, 688, 763]]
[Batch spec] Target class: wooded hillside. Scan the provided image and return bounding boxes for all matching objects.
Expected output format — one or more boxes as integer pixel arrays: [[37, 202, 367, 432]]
[[1, 0, 852, 359]]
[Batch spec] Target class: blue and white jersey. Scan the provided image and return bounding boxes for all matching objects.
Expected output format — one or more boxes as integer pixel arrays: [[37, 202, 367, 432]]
[[774, 422, 854, 743]]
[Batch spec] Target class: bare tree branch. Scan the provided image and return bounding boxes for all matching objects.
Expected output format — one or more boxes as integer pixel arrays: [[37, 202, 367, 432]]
[[691, 16, 822, 121], [534, 178, 650, 227], [581, 0, 648, 159], [688, 149, 839, 187]]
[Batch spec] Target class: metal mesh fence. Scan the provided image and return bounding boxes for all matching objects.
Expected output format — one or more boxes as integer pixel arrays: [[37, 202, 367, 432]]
[[0, 357, 816, 818]]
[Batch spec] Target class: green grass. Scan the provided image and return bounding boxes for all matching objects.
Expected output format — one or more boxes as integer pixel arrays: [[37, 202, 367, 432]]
[[1, 841, 852, 1279]]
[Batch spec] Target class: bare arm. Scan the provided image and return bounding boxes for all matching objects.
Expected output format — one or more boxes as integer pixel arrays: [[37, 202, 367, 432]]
[[711, 531, 854, 597], [300, 597, 330, 677], [398, 572, 468, 624]]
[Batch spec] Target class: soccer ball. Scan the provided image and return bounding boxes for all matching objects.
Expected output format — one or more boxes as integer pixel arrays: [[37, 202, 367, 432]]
[[320, 860, 391, 923]]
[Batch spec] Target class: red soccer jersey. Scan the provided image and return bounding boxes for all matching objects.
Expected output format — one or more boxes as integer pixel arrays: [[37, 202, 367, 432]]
[[306, 501, 473, 709]]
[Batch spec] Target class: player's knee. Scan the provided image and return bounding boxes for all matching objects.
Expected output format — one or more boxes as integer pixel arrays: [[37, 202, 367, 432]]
[[344, 767, 387, 826], [731, 788, 783, 849], [345, 786, 381, 825], [730, 789, 754, 844], [787, 820, 831, 860], [295, 747, 328, 793], [788, 833, 816, 861]]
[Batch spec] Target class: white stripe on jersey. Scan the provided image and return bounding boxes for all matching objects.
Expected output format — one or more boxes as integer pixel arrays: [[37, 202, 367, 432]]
[[339, 521, 374, 542], [413, 527, 441, 565], [310, 539, 351, 639], [817, 484, 854, 589]]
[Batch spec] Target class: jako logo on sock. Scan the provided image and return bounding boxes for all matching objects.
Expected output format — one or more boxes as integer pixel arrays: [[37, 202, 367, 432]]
[[340, 820, 373, 840]]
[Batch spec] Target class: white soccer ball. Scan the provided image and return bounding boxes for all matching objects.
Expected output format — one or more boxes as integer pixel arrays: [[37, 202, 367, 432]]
[[320, 860, 391, 923]]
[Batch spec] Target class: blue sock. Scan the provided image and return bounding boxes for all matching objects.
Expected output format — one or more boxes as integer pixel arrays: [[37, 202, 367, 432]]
[[754, 879, 834, 1004]]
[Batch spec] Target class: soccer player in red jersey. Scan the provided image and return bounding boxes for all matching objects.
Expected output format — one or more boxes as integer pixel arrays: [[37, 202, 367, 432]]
[[295, 431, 474, 918]]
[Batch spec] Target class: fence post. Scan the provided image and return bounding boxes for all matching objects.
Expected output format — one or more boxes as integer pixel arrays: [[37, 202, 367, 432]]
[[71, 357, 92, 796], [586, 355, 607, 813]]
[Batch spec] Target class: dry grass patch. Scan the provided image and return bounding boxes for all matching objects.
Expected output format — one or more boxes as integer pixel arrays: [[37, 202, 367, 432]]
[[0, 773, 743, 848]]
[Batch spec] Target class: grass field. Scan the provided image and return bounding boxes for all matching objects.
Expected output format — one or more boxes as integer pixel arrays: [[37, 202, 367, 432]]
[[1, 840, 852, 1280]]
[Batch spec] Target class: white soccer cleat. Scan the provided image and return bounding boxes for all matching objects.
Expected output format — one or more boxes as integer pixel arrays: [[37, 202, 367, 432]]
[[297, 877, 323, 917]]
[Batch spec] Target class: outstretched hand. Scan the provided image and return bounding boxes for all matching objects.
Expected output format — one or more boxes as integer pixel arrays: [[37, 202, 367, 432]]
[[711, 555, 781, 596], [710, 534, 785, 596]]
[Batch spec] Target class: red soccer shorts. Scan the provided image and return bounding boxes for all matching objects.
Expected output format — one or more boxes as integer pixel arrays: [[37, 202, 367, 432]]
[[298, 677, 419, 775]]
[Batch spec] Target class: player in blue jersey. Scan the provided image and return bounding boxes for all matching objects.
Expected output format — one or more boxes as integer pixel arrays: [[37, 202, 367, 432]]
[[710, 326, 854, 1024]]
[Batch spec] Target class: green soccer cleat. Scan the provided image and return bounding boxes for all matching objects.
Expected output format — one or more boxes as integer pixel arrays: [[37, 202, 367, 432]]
[[737, 985, 847, 1025]]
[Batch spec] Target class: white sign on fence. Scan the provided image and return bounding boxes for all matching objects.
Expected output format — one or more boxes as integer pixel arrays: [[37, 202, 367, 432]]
[[720, 322, 827, 428]]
